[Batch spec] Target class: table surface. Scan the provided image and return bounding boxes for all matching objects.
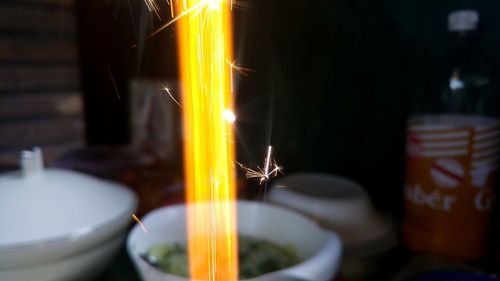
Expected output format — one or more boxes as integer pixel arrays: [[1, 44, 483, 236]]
[[93, 246, 141, 281], [92, 242, 408, 281], [92, 240, 499, 281]]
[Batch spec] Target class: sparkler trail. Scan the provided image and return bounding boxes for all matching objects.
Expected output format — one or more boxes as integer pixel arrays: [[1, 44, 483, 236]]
[[176, 0, 238, 279], [160, 84, 182, 107], [263, 145, 272, 178], [106, 65, 120, 99], [147, 1, 208, 40], [132, 214, 148, 234], [169, 0, 175, 18], [227, 59, 253, 93], [230, 0, 253, 10], [143, 0, 162, 20], [228, 60, 253, 77], [129, 1, 208, 49]]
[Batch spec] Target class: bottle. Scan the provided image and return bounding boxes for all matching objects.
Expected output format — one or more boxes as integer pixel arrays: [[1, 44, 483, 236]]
[[402, 9, 499, 260]]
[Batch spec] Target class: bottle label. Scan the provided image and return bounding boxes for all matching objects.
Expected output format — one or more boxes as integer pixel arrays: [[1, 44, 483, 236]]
[[403, 114, 499, 259]]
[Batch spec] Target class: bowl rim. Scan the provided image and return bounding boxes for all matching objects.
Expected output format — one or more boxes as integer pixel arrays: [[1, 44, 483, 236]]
[[0, 169, 138, 253], [0, 201, 137, 253], [0, 192, 137, 253], [270, 172, 368, 202]]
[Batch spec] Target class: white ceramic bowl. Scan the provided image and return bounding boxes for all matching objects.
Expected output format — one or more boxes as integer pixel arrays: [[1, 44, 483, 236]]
[[268, 173, 398, 279], [127, 200, 342, 281], [0, 148, 137, 281], [268, 173, 393, 246]]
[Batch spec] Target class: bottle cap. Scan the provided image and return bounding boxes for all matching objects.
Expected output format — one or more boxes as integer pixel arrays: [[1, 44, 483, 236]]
[[448, 10, 479, 32]]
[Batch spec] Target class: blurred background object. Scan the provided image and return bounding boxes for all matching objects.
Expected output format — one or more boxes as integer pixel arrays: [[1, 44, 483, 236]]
[[402, 7, 500, 262], [1, 0, 500, 280], [0, 0, 84, 171], [390, 255, 500, 281], [268, 173, 398, 280]]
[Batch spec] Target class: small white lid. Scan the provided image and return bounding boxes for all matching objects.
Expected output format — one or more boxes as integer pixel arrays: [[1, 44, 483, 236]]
[[268, 173, 395, 250], [0, 148, 137, 248]]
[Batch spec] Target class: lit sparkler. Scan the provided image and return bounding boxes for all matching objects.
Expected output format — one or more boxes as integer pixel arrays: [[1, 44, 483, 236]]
[[175, 0, 238, 280], [131, 214, 148, 234]]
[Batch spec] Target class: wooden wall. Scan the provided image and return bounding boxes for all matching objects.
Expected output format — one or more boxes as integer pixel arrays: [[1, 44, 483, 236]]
[[0, 0, 83, 170]]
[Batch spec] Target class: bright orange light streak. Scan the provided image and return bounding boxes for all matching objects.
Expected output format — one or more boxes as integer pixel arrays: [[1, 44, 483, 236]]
[[175, 0, 238, 280]]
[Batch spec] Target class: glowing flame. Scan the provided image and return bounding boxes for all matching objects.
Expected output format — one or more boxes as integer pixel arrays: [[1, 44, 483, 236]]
[[175, 0, 238, 279]]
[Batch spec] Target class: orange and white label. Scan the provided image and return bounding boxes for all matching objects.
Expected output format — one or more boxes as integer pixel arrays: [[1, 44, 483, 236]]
[[403, 115, 499, 260]]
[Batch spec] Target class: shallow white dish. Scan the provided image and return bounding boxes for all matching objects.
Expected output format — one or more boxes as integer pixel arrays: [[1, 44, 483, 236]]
[[0, 148, 137, 281], [268, 173, 393, 246], [268, 173, 398, 279], [127, 200, 342, 281]]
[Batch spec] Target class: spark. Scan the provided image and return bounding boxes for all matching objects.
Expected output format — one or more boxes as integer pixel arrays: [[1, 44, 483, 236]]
[[160, 84, 181, 107], [143, 0, 162, 20], [229, 0, 253, 11], [263, 145, 272, 177], [227, 59, 252, 93], [132, 214, 148, 234], [130, 0, 209, 49], [146, 0, 209, 41], [106, 65, 120, 99], [227, 59, 252, 77], [131, 0, 240, 49], [167, 0, 175, 18], [237, 146, 283, 185]]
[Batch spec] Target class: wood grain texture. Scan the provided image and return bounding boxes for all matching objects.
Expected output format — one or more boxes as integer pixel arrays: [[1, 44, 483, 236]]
[[0, 40, 77, 63], [0, 65, 79, 92], [0, 117, 84, 148], [0, 92, 82, 121], [0, 0, 83, 170], [0, 5, 76, 34]]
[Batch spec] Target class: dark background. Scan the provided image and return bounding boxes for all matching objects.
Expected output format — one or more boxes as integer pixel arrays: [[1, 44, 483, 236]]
[[76, 0, 500, 214]]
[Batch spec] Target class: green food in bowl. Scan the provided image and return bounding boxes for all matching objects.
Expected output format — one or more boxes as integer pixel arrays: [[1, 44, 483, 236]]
[[147, 235, 299, 279]]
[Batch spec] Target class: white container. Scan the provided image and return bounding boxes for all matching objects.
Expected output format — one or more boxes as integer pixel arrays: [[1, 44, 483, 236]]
[[268, 173, 393, 245], [127, 200, 342, 281], [268, 173, 397, 279], [0, 148, 137, 281]]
